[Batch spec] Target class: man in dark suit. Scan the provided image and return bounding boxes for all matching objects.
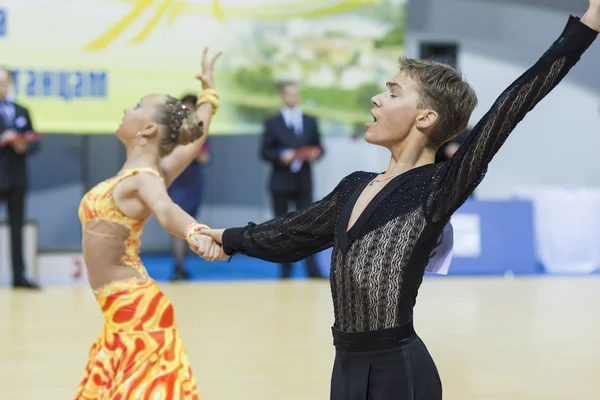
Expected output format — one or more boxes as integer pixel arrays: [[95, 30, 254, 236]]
[[260, 81, 325, 279], [435, 128, 475, 198], [0, 67, 40, 289], [434, 128, 471, 164]]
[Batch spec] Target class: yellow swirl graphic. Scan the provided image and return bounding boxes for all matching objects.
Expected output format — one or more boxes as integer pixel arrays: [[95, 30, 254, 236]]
[[85, 0, 379, 50]]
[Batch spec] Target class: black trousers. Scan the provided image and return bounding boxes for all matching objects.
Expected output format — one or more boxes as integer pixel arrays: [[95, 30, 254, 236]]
[[330, 322, 442, 400], [271, 191, 322, 278], [0, 187, 26, 283]]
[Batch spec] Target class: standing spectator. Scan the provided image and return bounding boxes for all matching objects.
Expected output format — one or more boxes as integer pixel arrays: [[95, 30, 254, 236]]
[[435, 128, 471, 163], [167, 94, 211, 280], [260, 81, 325, 279], [0, 67, 40, 289]]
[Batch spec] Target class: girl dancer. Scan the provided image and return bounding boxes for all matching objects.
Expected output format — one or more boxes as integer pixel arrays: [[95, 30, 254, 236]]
[[75, 48, 222, 399]]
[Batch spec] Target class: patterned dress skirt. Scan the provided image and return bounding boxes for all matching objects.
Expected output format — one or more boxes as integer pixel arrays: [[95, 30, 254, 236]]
[[74, 278, 199, 399]]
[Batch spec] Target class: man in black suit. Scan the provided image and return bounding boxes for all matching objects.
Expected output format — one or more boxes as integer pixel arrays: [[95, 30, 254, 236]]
[[260, 81, 325, 279], [435, 128, 476, 198], [0, 67, 40, 289], [434, 128, 471, 164]]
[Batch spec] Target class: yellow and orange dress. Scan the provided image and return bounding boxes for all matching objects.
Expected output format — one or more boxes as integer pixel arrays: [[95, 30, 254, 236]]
[[75, 168, 199, 400]]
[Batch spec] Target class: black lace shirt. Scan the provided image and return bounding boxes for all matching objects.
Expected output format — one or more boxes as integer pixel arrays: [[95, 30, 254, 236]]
[[223, 16, 598, 333]]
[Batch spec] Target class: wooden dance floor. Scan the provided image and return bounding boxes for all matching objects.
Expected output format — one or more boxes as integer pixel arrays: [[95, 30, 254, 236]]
[[1, 276, 599, 399]]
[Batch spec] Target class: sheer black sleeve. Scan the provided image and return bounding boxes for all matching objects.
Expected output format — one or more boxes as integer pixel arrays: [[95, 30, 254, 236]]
[[222, 173, 357, 263], [426, 16, 598, 223]]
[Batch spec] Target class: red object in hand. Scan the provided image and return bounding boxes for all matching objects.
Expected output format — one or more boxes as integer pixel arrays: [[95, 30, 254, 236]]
[[2, 131, 44, 144], [294, 145, 321, 160]]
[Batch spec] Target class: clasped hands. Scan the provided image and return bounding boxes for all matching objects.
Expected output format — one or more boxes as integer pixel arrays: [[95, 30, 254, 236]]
[[187, 228, 227, 262]]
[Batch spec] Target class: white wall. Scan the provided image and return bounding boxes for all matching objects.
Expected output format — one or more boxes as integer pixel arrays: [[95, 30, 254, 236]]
[[458, 52, 600, 198], [406, 0, 600, 198]]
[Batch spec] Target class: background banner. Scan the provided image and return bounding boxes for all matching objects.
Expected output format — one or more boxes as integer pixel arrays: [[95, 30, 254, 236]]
[[0, 0, 406, 134]]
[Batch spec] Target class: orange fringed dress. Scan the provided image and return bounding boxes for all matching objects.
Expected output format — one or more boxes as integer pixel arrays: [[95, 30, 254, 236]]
[[75, 168, 199, 400]]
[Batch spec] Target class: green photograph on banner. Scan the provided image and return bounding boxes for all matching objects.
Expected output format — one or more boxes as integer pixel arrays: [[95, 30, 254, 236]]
[[1, 0, 407, 135]]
